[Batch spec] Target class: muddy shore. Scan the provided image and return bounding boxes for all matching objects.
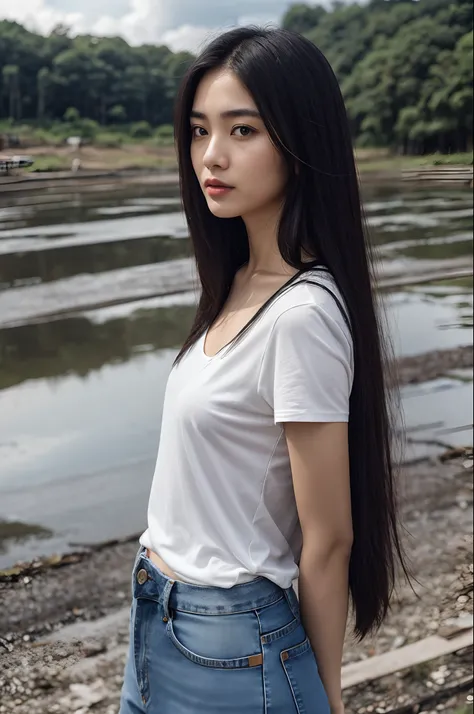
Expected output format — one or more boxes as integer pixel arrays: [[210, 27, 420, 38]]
[[0, 345, 472, 714]]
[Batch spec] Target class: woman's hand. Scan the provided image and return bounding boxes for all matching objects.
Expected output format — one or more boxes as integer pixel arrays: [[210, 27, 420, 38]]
[[330, 702, 345, 714]]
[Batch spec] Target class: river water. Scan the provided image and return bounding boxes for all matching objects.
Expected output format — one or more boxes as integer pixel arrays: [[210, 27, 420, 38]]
[[0, 180, 472, 569]]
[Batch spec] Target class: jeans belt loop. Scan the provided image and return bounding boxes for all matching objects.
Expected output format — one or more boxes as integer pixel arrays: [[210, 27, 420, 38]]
[[161, 578, 175, 620]]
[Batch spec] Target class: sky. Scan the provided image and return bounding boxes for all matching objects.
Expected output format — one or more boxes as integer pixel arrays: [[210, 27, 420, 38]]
[[0, 0, 325, 53]]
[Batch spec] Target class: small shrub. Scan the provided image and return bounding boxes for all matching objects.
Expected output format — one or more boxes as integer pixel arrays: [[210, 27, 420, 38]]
[[130, 121, 153, 139], [64, 107, 80, 124], [108, 104, 127, 124], [96, 131, 125, 148], [28, 155, 69, 172], [31, 128, 62, 146], [155, 124, 174, 146], [77, 118, 99, 140]]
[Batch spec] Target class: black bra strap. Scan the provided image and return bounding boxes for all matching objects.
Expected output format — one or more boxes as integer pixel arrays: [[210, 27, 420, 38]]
[[296, 273, 353, 337]]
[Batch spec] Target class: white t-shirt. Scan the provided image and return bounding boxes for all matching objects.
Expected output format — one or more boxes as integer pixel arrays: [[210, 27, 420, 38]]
[[139, 269, 354, 589]]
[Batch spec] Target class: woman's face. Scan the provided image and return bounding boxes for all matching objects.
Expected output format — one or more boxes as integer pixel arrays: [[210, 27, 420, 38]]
[[190, 68, 287, 221]]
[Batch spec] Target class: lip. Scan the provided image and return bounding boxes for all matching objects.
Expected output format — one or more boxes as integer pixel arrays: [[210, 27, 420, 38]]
[[204, 178, 234, 189], [206, 185, 233, 197]]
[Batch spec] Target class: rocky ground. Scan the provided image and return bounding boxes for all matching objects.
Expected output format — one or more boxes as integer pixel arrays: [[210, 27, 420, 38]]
[[0, 346, 472, 714]]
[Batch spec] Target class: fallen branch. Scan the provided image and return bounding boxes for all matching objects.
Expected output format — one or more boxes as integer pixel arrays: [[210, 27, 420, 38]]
[[406, 436, 456, 451], [440, 446, 473, 463]]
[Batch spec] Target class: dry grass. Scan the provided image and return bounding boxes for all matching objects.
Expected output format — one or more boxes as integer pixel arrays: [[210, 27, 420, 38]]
[[21, 143, 178, 172], [354, 148, 473, 173]]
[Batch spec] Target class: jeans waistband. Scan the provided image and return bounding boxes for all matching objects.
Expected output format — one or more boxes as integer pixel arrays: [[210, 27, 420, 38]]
[[133, 546, 299, 619]]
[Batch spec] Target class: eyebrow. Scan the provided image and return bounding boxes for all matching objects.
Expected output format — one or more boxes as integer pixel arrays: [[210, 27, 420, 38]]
[[190, 108, 261, 121]]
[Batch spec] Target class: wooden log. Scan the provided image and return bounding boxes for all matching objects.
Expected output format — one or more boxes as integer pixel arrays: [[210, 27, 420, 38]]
[[402, 167, 473, 173], [341, 629, 473, 689], [401, 166, 473, 184]]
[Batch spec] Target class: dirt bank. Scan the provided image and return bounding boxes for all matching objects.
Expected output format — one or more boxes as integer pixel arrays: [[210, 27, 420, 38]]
[[0, 145, 471, 194]]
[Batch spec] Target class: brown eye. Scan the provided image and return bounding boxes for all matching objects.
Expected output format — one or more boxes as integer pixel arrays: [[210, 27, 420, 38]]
[[232, 126, 255, 137], [191, 126, 207, 138]]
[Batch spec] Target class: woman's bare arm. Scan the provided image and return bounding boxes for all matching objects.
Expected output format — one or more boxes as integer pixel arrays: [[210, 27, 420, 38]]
[[284, 420, 353, 712]]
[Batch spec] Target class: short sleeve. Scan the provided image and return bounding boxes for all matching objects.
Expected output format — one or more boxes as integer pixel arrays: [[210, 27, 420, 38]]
[[257, 300, 353, 424]]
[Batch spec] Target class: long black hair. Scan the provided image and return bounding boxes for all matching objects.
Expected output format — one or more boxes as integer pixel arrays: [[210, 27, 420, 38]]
[[172, 26, 409, 640]]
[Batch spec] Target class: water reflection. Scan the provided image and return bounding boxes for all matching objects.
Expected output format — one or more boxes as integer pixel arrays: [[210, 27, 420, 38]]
[[0, 183, 181, 230], [0, 297, 195, 390], [1, 278, 471, 392], [0, 519, 53, 556], [0, 347, 175, 568], [386, 277, 473, 357], [402, 374, 473, 462]]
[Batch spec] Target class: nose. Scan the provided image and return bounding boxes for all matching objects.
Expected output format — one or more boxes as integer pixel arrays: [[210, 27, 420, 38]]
[[203, 135, 230, 171]]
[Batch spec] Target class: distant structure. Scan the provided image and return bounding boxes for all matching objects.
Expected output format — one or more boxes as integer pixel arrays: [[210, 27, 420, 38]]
[[67, 136, 82, 150], [0, 154, 35, 175], [0, 132, 35, 175], [67, 136, 83, 173]]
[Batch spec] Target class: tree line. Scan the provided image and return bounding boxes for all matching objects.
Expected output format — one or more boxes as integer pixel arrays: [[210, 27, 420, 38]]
[[0, 0, 472, 153], [283, 0, 473, 153], [0, 22, 194, 128]]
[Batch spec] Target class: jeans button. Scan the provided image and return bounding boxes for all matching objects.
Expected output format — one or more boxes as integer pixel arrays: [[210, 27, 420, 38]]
[[136, 569, 148, 585]]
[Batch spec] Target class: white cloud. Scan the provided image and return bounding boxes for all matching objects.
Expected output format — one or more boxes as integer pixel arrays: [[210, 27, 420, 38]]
[[92, 0, 169, 46], [0, 0, 332, 52], [160, 25, 220, 54], [237, 14, 280, 27], [158, 14, 281, 54], [0, 0, 87, 36]]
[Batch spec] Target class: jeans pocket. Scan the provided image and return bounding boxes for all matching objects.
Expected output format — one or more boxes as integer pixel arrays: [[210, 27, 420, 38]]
[[166, 609, 264, 670], [280, 638, 330, 714]]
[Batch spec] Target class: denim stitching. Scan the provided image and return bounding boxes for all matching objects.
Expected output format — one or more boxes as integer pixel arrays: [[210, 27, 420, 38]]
[[283, 587, 301, 620], [282, 637, 312, 660], [261, 616, 299, 644], [280, 652, 301, 714], [166, 619, 263, 669], [280, 637, 314, 713], [255, 609, 269, 714], [166, 590, 283, 616]]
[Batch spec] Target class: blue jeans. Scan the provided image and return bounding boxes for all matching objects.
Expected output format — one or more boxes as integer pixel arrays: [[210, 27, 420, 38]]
[[119, 547, 330, 713]]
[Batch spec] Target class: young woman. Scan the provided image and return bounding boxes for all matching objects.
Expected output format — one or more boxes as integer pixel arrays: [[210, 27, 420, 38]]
[[119, 26, 408, 714]]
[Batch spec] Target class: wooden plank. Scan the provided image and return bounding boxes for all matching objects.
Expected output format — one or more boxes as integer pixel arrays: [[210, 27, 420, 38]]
[[402, 170, 473, 174], [402, 167, 473, 173], [341, 629, 473, 690]]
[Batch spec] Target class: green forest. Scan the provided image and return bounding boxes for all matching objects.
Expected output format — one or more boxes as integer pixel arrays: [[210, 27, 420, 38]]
[[0, 0, 472, 153]]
